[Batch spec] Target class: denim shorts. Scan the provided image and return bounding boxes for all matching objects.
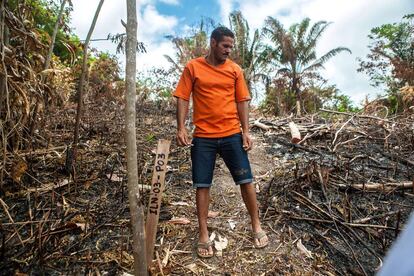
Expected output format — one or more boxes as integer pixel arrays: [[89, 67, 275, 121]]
[[191, 133, 253, 188]]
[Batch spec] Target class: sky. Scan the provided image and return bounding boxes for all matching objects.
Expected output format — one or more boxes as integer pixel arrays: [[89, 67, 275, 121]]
[[69, 0, 413, 105]]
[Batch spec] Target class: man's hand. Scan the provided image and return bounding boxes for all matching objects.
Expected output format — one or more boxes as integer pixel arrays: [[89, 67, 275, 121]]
[[242, 132, 253, 151], [177, 128, 191, 146]]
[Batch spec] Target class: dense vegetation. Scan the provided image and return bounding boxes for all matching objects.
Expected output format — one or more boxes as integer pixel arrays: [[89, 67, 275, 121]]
[[0, 0, 412, 170]]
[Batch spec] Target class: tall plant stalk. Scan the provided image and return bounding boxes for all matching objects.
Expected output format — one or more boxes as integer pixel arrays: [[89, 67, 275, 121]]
[[71, 0, 104, 171], [125, 0, 148, 274]]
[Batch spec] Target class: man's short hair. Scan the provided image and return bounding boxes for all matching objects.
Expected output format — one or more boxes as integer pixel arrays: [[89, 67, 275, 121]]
[[211, 26, 234, 43]]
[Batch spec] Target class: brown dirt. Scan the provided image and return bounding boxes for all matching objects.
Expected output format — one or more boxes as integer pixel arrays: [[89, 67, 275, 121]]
[[159, 132, 330, 275]]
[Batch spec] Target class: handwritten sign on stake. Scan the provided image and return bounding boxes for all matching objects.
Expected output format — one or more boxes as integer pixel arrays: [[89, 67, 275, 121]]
[[145, 139, 171, 262]]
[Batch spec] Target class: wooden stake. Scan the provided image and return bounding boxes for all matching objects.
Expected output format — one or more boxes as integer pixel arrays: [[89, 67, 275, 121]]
[[145, 139, 171, 263]]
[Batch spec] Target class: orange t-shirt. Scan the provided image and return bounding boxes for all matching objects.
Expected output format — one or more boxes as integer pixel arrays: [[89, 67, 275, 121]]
[[173, 57, 251, 138]]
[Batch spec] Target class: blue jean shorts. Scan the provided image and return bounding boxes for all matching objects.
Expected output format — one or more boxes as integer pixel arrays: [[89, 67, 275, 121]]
[[191, 133, 253, 188]]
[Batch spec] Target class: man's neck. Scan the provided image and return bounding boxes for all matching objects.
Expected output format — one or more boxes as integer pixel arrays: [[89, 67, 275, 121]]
[[205, 54, 225, 67]]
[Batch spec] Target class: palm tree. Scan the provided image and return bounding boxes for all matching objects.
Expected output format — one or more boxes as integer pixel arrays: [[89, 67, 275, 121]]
[[164, 18, 215, 77], [263, 17, 351, 116], [229, 11, 268, 95]]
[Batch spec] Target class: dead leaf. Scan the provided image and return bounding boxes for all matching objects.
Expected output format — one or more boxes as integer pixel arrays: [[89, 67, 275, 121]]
[[71, 214, 86, 223], [228, 219, 236, 230], [61, 196, 70, 210], [185, 263, 198, 274], [171, 201, 190, 206], [213, 234, 228, 256], [107, 173, 123, 182], [209, 231, 216, 241], [208, 211, 219, 218], [162, 246, 170, 266], [167, 217, 191, 225], [58, 179, 69, 187], [75, 223, 86, 232], [39, 68, 62, 75], [297, 239, 313, 258], [84, 180, 92, 189], [12, 160, 28, 183]]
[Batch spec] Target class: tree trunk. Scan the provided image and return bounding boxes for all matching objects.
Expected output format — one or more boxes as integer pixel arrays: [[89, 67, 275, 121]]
[[125, 0, 148, 275], [295, 98, 301, 117], [72, 0, 104, 151], [292, 76, 301, 116], [44, 0, 67, 71]]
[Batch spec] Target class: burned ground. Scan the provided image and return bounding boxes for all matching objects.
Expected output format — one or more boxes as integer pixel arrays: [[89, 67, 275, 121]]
[[1, 100, 413, 275]]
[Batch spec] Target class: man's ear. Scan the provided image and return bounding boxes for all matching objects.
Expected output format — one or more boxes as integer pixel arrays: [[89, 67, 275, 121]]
[[210, 38, 217, 47]]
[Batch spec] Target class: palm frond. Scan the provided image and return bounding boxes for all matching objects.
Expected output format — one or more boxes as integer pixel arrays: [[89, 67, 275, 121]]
[[295, 18, 311, 49], [315, 47, 352, 65]]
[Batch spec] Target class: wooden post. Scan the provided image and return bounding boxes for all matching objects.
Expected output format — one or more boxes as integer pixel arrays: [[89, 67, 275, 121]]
[[145, 139, 171, 263]]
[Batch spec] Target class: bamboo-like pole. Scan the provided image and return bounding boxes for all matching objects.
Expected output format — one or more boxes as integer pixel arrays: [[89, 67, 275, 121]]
[[71, 0, 104, 174], [125, 0, 148, 274], [44, 0, 67, 71]]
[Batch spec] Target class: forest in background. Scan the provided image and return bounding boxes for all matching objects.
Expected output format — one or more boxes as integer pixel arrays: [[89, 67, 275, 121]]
[[0, 0, 413, 275], [1, 0, 413, 158]]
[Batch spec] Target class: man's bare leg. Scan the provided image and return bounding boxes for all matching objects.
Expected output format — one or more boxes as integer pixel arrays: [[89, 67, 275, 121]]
[[240, 183, 269, 247], [196, 187, 213, 256]]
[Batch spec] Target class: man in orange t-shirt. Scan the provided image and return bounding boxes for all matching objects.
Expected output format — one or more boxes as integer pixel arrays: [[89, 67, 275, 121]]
[[174, 26, 268, 258]]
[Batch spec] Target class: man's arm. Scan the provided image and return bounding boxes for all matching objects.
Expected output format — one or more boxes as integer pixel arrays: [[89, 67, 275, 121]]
[[237, 100, 253, 151], [176, 97, 191, 146]]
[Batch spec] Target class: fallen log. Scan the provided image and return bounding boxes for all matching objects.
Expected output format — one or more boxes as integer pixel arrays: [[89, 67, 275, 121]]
[[319, 108, 390, 122], [253, 120, 271, 131], [335, 181, 413, 191], [288, 122, 301, 144]]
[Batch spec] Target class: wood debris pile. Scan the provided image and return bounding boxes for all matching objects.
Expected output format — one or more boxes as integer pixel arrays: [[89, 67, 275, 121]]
[[0, 99, 176, 275], [253, 110, 414, 275]]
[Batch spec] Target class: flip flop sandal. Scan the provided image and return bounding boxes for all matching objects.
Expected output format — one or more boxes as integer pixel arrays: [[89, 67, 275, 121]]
[[253, 231, 269, 249], [197, 241, 214, 258]]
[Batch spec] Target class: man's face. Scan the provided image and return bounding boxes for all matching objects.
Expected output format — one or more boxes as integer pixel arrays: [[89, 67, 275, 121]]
[[211, 36, 234, 63]]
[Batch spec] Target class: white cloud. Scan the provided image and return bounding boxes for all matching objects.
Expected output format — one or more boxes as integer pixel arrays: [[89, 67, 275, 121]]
[[159, 0, 180, 5], [70, 0, 178, 73], [70, 1, 125, 40], [138, 41, 176, 69], [217, 0, 413, 104], [70, 0, 413, 105], [138, 5, 178, 43], [217, 0, 234, 26]]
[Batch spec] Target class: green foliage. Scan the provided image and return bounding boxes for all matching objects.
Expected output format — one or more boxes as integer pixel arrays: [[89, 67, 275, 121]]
[[229, 11, 268, 97], [7, 0, 82, 64], [358, 14, 413, 89], [262, 17, 351, 115], [107, 33, 146, 54], [164, 17, 216, 77], [145, 133, 155, 142], [88, 52, 122, 96], [358, 14, 414, 114], [136, 68, 175, 103], [261, 80, 357, 115]]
